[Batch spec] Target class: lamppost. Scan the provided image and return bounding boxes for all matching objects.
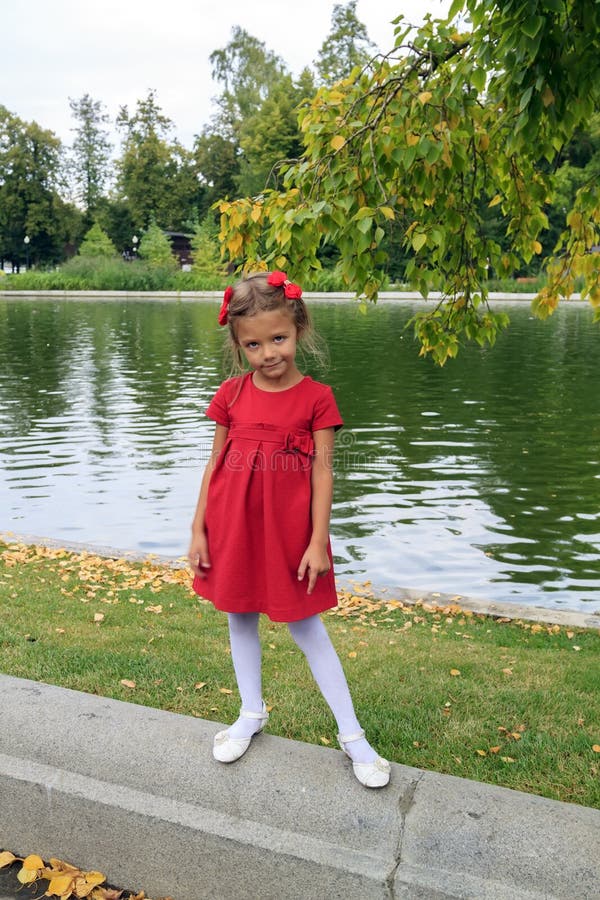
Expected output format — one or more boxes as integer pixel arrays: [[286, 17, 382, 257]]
[[24, 235, 30, 271], [132, 234, 138, 258]]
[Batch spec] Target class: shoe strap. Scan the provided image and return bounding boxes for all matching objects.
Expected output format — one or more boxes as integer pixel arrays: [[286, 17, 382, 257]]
[[240, 705, 267, 721], [337, 729, 365, 744]]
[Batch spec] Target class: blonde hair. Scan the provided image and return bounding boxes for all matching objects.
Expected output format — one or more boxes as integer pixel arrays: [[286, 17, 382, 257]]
[[223, 271, 326, 373]]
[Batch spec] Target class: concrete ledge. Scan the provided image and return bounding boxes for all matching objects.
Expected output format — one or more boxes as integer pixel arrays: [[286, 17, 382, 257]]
[[1, 676, 599, 899]]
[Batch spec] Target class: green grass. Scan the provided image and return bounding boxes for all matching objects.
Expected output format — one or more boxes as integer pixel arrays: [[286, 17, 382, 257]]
[[1, 541, 598, 808]]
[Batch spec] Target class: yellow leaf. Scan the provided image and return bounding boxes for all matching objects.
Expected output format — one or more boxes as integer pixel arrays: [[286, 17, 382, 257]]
[[488, 194, 502, 207], [379, 206, 395, 221], [418, 91, 433, 104], [22, 855, 44, 872], [566, 631, 574, 639], [478, 133, 490, 151], [412, 232, 427, 253], [18, 867, 40, 885], [489, 746, 501, 754], [475, 749, 487, 757], [219, 687, 233, 694], [47, 874, 75, 897], [320, 736, 331, 745], [348, 651, 358, 658], [94, 613, 105, 623], [406, 133, 420, 147], [450, 668, 461, 677], [501, 756, 515, 763], [145, 605, 162, 614], [330, 135, 346, 151], [592, 745, 600, 753], [194, 682, 207, 690], [120, 679, 136, 689], [0, 851, 17, 868], [542, 86, 555, 107], [250, 204, 262, 223], [533, 240, 542, 254], [502, 668, 513, 675]]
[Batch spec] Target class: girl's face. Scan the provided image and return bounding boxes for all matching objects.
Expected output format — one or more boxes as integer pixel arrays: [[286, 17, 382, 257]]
[[235, 308, 301, 390]]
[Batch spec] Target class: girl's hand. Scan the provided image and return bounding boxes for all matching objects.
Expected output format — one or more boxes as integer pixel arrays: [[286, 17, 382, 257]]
[[297, 542, 331, 595], [188, 529, 211, 578]]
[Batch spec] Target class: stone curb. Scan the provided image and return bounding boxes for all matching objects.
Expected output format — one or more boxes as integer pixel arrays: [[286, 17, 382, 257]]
[[1, 675, 599, 900], [2, 532, 598, 629], [1, 290, 587, 302]]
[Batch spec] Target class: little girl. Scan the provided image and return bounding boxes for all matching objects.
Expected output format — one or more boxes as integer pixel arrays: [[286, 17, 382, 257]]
[[188, 270, 390, 789]]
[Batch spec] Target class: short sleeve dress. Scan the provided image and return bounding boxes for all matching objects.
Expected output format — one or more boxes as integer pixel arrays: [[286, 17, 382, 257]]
[[192, 373, 343, 622]]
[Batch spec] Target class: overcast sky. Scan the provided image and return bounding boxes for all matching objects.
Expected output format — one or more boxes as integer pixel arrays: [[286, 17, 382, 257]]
[[2, 0, 451, 149]]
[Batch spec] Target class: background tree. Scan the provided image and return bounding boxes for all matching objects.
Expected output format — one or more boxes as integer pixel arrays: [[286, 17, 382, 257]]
[[217, 0, 600, 363], [236, 70, 315, 196], [68, 94, 112, 224], [0, 106, 82, 269], [314, 0, 377, 84], [209, 26, 287, 142], [116, 89, 196, 232]]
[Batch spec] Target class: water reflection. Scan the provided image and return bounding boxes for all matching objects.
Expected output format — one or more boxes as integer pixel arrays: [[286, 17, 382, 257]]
[[0, 297, 599, 612]]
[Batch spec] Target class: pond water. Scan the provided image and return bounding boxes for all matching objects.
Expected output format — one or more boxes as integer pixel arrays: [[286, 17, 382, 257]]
[[1, 296, 599, 613]]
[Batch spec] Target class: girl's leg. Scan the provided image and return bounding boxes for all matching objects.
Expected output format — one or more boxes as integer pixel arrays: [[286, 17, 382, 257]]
[[287, 614, 378, 764], [225, 612, 265, 740]]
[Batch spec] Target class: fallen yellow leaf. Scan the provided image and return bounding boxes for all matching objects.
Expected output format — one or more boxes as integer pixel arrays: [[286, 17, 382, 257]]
[[320, 737, 331, 745], [47, 873, 75, 896], [18, 866, 41, 885], [120, 679, 136, 689], [348, 651, 357, 658], [593, 745, 600, 753], [194, 682, 207, 690], [450, 669, 461, 676], [489, 746, 501, 754], [22, 855, 44, 871], [219, 688, 233, 694], [94, 613, 105, 623], [0, 851, 18, 868], [475, 749, 487, 757]]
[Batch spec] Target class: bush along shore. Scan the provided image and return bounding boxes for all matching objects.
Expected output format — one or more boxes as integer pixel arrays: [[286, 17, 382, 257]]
[[0, 256, 549, 296], [1, 540, 598, 809]]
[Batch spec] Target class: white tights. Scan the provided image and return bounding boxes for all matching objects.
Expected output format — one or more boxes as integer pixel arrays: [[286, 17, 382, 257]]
[[225, 612, 377, 764]]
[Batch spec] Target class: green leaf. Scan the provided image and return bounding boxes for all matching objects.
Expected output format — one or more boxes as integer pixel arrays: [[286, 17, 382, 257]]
[[521, 16, 544, 39], [471, 68, 486, 93]]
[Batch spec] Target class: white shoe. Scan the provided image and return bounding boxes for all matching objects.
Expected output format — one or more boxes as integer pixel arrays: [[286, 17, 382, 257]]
[[213, 702, 269, 763], [337, 730, 391, 788]]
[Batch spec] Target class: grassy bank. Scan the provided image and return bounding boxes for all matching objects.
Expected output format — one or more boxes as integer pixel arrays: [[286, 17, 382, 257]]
[[1, 541, 598, 808], [0, 258, 549, 295]]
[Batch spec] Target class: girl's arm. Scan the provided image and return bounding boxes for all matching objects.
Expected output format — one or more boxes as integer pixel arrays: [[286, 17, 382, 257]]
[[297, 427, 335, 594], [188, 423, 228, 578]]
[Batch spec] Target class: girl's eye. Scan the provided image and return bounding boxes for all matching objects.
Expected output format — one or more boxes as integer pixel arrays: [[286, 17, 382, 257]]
[[246, 341, 259, 349], [274, 335, 285, 343]]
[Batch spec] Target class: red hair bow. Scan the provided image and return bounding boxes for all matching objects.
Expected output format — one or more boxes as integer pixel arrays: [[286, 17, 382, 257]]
[[219, 286, 234, 326], [267, 270, 302, 299]]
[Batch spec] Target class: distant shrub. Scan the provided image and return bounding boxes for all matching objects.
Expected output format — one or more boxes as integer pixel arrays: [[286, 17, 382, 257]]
[[138, 224, 179, 271], [79, 223, 118, 258]]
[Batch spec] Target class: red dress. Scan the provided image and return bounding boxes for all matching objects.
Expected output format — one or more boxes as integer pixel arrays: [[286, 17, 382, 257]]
[[192, 373, 343, 622]]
